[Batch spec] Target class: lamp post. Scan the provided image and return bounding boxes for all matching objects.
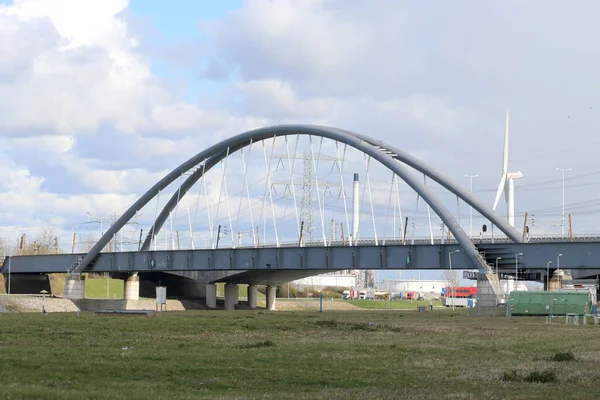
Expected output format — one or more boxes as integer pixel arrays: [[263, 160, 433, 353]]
[[555, 168, 572, 238], [557, 253, 562, 270], [7, 251, 11, 296], [464, 174, 479, 237], [515, 253, 523, 290], [546, 261, 552, 291], [495, 257, 502, 275], [449, 250, 460, 312]]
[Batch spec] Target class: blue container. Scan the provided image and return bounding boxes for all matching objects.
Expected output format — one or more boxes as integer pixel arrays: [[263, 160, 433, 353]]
[[398, 292, 402, 299], [467, 299, 474, 308], [592, 305, 597, 315]]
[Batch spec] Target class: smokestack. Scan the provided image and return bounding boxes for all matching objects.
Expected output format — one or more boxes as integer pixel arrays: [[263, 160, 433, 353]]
[[352, 173, 359, 244]]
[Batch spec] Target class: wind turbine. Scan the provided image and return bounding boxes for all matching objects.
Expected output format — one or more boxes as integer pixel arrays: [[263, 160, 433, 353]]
[[492, 110, 523, 227]]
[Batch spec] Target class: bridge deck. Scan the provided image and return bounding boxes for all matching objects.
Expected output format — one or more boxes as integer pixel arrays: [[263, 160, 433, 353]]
[[3, 241, 600, 275]]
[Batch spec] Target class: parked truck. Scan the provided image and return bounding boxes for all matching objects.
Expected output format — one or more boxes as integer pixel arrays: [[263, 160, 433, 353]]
[[443, 297, 476, 308], [343, 288, 374, 300]]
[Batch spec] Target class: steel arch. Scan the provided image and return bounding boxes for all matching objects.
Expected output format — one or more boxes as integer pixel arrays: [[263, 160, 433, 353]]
[[72, 125, 518, 274], [143, 129, 521, 251]]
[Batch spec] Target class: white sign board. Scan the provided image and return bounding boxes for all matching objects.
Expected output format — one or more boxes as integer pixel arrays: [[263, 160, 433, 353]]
[[156, 286, 167, 305]]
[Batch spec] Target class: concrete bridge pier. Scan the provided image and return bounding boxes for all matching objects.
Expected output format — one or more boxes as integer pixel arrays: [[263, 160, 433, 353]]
[[64, 274, 85, 300], [205, 283, 217, 308], [266, 285, 276, 311], [224, 283, 238, 310], [247, 284, 258, 309], [124, 274, 140, 301]]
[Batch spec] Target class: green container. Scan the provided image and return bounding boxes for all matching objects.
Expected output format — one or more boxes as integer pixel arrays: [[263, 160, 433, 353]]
[[509, 291, 592, 316]]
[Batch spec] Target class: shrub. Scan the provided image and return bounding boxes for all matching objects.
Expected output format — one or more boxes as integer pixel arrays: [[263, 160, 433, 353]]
[[550, 351, 576, 362], [501, 370, 520, 382], [239, 340, 276, 349], [315, 319, 338, 328], [524, 369, 557, 383]]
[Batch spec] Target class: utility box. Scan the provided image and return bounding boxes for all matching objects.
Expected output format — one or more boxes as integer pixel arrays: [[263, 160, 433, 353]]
[[509, 291, 593, 316], [156, 286, 167, 312]]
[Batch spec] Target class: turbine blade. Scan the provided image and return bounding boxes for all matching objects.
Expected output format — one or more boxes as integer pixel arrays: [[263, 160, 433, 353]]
[[502, 110, 509, 174], [493, 173, 507, 210]]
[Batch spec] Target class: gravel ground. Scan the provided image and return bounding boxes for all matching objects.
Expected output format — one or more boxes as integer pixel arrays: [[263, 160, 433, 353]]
[[275, 299, 359, 311], [0, 296, 360, 312], [0, 296, 80, 313], [0, 296, 204, 313]]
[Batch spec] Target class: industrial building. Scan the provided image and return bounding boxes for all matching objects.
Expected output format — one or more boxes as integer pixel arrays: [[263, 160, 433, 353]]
[[292, 273, 357, 290], [381, 279, 448, 295]]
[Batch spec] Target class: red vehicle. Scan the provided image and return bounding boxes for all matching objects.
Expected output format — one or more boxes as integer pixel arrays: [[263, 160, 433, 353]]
[[406, 291, 416, 300], [445, 287, 477, 298]]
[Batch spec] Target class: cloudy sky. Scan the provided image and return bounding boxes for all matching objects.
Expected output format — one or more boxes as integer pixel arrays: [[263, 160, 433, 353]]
[[1, 0, 600, 281]]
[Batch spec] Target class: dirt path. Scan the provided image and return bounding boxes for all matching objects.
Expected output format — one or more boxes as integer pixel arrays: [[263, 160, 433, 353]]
[[275, 299, 360, 311]]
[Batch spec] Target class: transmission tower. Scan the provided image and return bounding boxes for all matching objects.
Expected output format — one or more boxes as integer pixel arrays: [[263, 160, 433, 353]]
[[274, 150, 342, 241], [85, 212, 140, 252]]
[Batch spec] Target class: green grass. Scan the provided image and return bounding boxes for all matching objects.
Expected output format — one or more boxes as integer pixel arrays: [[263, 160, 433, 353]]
[[1, 310, 599, 399], [348, 299, 442, 309], [215, 283, 266, 298], [84, 278, 125, 299]]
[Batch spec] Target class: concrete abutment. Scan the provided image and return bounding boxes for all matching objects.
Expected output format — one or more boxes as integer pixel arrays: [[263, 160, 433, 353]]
[[64, 274, 85, 300], [224, 283, 238, 310], [205, 283, 217, 308], [124, 275, 140, 301], [266, 285, 276, 311]]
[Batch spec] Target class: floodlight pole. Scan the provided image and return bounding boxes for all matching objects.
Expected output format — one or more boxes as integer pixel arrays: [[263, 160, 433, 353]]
[[555, 168, 571, 238], [546, 261, 552, 291], [515, 252, 523, 289], [449, 250, 460, 312], [7, 253, 11, 296]]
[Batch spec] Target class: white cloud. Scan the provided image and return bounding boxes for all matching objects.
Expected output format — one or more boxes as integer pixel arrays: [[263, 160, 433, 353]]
[[4, 0, 600, 253]]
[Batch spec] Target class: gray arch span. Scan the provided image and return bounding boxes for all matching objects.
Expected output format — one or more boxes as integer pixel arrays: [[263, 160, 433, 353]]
[[142, 127, 521, 251], [72, 125, 520, 274]]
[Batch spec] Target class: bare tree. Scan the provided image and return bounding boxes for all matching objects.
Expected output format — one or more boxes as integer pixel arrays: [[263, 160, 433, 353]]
[[20, 229, 60, 255], [442, 270, 460, 291]]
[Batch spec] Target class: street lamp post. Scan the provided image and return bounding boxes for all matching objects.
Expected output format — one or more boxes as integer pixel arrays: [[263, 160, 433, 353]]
[[556, 168, 572, 238], [515, 253, 523, 290], [449, 250, 460, 312], [495, 257, 502, 275], [7, 252, 11, 296], [557, 253, 562, 270], [546, 261, 552, 291], [464, 174, 479, 237]]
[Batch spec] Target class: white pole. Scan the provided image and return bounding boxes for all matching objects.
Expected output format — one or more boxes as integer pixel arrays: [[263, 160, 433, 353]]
[[546, 261, 552, 290], [352, 173, 360, 244], [464, 174, 479, 237], [556, 168, 571, 238], [449, 250, 459, 312], [495, 257, 501, 275], [515, 252, 522, 290], [7, 253, 11, 296]]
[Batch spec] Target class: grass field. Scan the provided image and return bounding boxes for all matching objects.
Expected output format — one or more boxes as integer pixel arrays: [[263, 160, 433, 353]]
[[1, 310, 599, 399], [84, 277, 125, 299]]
